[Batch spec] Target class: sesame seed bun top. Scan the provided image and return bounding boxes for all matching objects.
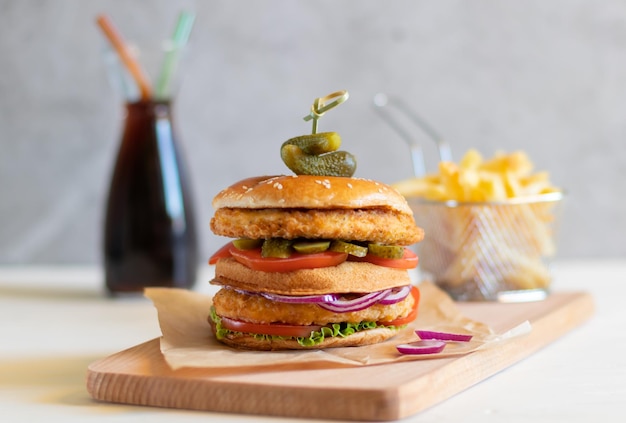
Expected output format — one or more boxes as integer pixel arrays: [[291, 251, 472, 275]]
[[212, 174, 414, 215]]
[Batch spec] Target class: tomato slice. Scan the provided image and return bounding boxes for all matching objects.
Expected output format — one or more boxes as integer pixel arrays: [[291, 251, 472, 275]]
[[220, 315, 322, 338], [209, 242, 417, 271], [378, 285, 420, 326], [228, 246, 348, 273], [208, 242, 234, 265], [348, 248, 419, 269]]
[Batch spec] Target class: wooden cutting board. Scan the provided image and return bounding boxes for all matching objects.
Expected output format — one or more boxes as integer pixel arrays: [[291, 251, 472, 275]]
[[87, 291, 593, 421]]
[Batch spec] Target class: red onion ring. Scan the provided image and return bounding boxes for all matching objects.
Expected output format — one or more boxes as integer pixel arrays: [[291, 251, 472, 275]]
[[318, 289, 392, 313], [416, 330, 473, 342], [261, 292, 339, 304], [396, 340, 446, 355], [231, 285, 412, 313], [231, 288, 338, 304], [378, 285, 411, 305]]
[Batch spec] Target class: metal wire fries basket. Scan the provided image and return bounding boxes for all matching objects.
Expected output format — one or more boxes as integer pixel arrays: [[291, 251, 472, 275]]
[[408, 193, 564, 301], [374, 94, 565, 302]]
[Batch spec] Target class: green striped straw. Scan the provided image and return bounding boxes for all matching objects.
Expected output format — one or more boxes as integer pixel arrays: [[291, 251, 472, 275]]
[[155, 11, 196, 100]]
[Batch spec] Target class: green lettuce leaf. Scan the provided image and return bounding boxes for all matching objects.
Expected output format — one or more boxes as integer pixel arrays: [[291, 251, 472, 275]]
[[209, 306, 403, 347]]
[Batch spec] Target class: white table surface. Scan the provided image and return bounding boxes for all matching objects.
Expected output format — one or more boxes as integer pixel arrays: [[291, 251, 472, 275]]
[[0, 260, 623, 423]]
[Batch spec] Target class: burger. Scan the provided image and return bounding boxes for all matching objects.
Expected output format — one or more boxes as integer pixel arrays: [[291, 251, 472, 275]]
[[207, 174, 424, 350]]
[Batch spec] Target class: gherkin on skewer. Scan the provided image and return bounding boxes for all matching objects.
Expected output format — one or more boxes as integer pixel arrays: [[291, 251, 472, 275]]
[[281, 132, 356, 177]]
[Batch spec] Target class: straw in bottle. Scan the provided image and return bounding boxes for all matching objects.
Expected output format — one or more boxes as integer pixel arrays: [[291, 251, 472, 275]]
[[96, 14, 153, 101], [155, 11, 196, 100]]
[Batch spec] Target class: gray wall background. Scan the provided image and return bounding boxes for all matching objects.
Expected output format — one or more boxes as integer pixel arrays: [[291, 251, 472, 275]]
[[1, 0, 625, 264]]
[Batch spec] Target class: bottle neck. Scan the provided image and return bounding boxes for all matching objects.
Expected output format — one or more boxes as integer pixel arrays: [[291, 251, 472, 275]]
[[124, 99, 174, 120]]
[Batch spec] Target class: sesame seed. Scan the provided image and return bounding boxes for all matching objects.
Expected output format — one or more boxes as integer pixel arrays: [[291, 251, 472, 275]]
[[273, 182, 283, 190], [347, 183, 353, 189]]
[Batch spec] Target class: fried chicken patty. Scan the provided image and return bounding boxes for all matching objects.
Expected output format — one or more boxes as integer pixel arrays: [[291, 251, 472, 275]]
[[210, 207, 424, 246], [212, 287, 416, 326]]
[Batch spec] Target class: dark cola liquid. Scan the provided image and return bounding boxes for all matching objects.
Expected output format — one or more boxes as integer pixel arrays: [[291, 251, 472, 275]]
[[103, 100, 198, 294]]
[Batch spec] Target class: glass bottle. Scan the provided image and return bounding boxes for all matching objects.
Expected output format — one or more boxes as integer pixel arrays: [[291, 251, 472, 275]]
[[103, 99, 198, 294]]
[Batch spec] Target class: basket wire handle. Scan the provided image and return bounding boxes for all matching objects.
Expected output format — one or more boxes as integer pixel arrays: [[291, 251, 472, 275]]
[[373, 93, 452, 177]]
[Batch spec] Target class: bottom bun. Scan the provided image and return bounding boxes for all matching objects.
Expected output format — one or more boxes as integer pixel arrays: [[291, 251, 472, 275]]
[[209, 319, 399, 351]]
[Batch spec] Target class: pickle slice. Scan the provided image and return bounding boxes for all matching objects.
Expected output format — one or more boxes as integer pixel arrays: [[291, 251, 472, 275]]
[[261, 238, 293, 258], [281, 145, 357, 177], [292, 240, 331, 254], [232, 238, 263, 250], [367, 243, 405, 259], [329, 240, 368, 257]]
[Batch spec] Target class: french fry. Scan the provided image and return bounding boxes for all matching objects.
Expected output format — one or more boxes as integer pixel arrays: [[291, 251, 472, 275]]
[[459, 148, 483, 170]]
